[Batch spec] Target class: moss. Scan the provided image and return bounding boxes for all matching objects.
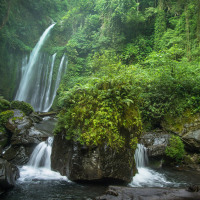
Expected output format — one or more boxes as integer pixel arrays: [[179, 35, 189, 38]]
[[165, 135, 185, 163], [0, 98, 11, 112], [0, 110, 14, 132], [162, 110, 198, 135], [55, 77, 142, 150], [11, 101, 34, 115]]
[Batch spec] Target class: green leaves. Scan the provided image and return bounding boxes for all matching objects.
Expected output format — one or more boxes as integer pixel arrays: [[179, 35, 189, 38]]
[[165, 135, 185, 163], [55, 67, 142, 150]]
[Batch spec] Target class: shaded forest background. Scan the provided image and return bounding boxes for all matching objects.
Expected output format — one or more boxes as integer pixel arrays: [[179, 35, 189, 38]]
[[0, 0, 200, 147]]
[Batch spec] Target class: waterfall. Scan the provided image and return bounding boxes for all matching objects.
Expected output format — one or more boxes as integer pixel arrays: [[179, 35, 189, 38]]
[[15, 24, 55, 104], [134, 144, 149, 168], [19, 137, 68, 182], [43, 54, 67, 112], [28, 137, 53, 169], [15, 24, 67, 112], [130, 143, 171, 187]]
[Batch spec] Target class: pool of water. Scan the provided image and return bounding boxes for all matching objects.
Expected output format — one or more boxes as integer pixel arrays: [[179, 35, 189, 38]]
[[1, 179, 106, 200], [130, 167, 200, 187], [1, 167, 200, 200]]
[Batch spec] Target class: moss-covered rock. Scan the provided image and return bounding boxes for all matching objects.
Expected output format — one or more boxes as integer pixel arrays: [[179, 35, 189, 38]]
[[11, 101, 34, 115], [0, 99, 11, 113], [0, 110, 14, 131]]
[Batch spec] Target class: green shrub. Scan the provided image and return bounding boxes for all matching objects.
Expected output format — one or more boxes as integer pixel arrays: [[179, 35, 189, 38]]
[[0, 110, 14, 132], [55, 75, 142, 150], [165, 135, 185, 163], [0, 98, 10, 112], [11, 101, 34, 115]]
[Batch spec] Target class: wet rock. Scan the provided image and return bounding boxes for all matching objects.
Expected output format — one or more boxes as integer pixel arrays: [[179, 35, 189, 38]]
[[51, 133, 135, 183], [2, 145, 33, 165], [3, 112, 55, 165], [162, 114, 200, 152], [140, 130, 170, 157], [0, 130, 8, 149], [29, 112, 42, 123], [95, 186, 200, 200], [0, 158, 19, 190], [5, 109, 32, 134]]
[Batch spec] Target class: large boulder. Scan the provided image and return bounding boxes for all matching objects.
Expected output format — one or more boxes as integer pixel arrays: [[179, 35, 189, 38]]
[[162, 114, 200, 152], [140, 130, 170, 158], [2, 110, 54, 165], [51, 132, 136, 183], [0, 158, 19, 190]]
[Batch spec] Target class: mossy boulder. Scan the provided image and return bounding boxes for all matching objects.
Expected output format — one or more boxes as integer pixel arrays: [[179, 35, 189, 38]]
[[0, 99, 10, 113], [11, 101, 34, 116], [162, 112, 200, 152]]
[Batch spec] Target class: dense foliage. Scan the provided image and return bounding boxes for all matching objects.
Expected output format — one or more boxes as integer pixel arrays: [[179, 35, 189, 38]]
[[1, 0, 200, 148], [165, 135, 185, 163], [11, 101, 34, 115]]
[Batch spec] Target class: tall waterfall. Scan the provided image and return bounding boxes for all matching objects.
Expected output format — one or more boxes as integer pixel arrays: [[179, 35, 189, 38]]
[[130, 144, 171, 187], [15, 24, 67, 112]]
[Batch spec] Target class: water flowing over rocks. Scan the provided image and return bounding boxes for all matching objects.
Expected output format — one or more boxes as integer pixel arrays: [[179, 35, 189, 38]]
[[95, 186, 200, 200], [2, 110, 55, 165], [140, 130, 170, 158], [0, 158, 19, 191], [51, 132, 136, 183]]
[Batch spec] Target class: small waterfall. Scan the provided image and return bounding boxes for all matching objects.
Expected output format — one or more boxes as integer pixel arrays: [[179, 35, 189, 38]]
[[19, 137, 68, 182], [130, 143, 171, 187], [134, 144, 149, 168], [28, 137, 53, 169]]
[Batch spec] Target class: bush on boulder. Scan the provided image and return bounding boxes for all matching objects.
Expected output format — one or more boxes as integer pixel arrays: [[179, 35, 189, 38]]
[[11, 101, 34, 115]]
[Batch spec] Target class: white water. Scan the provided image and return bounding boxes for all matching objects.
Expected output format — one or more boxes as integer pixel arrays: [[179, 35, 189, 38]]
[[130, 144, 172, 187], [15, 24, 68, 112], [18, 137, 68, 182], [43, 54, 67, 112], [15, 24, 55, 104]]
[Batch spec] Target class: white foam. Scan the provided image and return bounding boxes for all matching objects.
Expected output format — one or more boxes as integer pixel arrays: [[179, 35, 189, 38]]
[[18, 166, 69, 182]]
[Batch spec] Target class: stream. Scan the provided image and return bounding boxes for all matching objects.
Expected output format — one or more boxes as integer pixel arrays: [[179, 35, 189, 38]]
[[1, 122, 200, 200]]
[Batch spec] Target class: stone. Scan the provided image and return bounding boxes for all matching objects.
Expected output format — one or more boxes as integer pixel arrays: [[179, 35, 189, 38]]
[[2, 112, 55, 165], [95, 186, 200, 200], [5, 109, 33, 134], [0, 158, 19, 190], [51, 132, 135, 183], [2, 145, 33, 165], [140, 130, 170, 158], [183, 129, 200, 152]]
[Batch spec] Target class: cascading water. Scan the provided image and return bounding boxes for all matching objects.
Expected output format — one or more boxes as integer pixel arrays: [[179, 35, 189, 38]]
[[15, 24, 68, 112], [130, 144, 172, 187], [28, 137, 53, 169], [43, 54, 67, 112], [19, 137, 68, 182]]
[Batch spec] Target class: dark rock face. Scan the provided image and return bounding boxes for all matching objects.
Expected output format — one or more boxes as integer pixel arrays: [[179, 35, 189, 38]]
[[0, 158, 19, 190], [51, 133, 135, 183], [140, 130, 170, 158], [95, 186, 200, 200], [2, 110, 54, 165]]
